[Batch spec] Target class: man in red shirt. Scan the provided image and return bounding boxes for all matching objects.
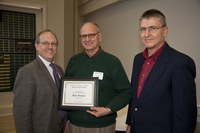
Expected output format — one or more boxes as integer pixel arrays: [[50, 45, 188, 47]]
[[126, 9, 197, 133]]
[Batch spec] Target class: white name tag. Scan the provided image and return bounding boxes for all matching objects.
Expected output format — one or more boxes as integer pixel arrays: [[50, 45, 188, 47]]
[[93, 71, 104, 80]]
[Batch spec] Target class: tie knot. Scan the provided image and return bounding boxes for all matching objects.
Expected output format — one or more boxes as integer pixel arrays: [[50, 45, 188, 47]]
[[50, 63, 56, 69]]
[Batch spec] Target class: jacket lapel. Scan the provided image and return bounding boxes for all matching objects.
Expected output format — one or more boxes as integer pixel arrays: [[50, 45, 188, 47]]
[[137, 44, 171, 104], [132, 54, 144, 100], [36, 57, 59, 99]]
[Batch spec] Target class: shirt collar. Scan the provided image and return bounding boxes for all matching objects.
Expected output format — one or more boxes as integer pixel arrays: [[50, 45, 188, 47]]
[[38, 55, 52, 67], [84, 47, 103, 58], [142, 42, 166, 60]]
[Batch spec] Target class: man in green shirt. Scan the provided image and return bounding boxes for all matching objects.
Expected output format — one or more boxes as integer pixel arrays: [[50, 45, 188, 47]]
[[65, 22, 132, 133]]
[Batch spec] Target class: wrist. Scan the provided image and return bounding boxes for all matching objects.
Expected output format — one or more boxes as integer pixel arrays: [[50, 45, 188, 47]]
[[106, 107, 112, 114]]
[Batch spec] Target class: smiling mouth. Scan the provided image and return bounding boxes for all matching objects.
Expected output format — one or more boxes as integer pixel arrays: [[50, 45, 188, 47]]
[[144, 39, 152, 42]]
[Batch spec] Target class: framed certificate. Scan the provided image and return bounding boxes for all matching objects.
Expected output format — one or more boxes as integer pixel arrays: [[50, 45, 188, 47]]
[[59, 77, 99, 110]]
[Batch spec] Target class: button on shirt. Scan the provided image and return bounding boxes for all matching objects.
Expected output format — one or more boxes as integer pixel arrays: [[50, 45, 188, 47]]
[[137, 43, 166, 98]]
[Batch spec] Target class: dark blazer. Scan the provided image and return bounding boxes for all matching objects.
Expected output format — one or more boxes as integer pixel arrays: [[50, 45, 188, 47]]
[[126, 44, 197, 133], [13, 56, 64, 133]]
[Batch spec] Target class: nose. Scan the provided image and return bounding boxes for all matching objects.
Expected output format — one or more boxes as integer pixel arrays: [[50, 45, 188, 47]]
[[85, 36, 90, 41], [81, 37, 89, 43], [47, 43, 54, 48], [144, 28, 150, 37]]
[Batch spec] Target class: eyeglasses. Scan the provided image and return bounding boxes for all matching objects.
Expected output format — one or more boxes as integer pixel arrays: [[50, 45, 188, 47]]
[[139, 25, 166, 33], [39, 41, 58, 47], [80, 32, 99, 40]]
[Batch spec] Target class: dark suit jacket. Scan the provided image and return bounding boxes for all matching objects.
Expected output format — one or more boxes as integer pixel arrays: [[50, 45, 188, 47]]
[[13, 56, 64, 133], [126, 44, 197, 133]]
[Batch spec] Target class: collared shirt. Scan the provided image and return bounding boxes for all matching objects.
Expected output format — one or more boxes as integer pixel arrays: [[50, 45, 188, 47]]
[[137, 43, 166, 98], [38, 55, 55, 81], [84, 47, 102, 58]]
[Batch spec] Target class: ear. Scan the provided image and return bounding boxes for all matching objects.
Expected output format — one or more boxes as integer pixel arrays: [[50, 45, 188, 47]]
[[98, 32, 102, 42], [164, 26, 168, 37], [35, 43, 39, 51]]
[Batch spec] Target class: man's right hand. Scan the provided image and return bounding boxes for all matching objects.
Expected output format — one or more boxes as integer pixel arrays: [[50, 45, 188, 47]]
[[126, 125, 130, 133]]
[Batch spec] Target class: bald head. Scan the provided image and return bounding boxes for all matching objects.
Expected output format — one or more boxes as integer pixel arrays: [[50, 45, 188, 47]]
[[80, 22, 100, 35]]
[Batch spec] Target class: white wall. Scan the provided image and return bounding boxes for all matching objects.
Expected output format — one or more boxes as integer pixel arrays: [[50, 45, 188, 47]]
[[84, 0, 200, 130]]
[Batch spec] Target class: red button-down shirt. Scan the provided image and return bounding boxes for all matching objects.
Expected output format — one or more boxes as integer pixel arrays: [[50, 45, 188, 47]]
[[137, 43, 166, 98]]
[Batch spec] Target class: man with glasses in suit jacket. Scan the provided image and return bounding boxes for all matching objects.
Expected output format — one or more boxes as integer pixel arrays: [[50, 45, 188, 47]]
[[13, 29, 67, 133]]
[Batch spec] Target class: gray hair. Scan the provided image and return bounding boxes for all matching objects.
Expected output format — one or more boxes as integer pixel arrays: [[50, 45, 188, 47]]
[[139, 9, 167, 26]]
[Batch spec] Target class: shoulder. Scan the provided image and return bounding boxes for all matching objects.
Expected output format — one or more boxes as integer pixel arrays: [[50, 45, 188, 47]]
[[14, 59, 39, 84], [164, 46, 196, 76], [133, 52, 143, 62], [19, 59, 38, 71], [17, 59, 44, 77], [168, 46, 195, 65], [69, 52, 84, 61], [100, 51, 121, 62]]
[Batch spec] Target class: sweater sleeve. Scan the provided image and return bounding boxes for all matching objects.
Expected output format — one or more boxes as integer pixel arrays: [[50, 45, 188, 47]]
[[106, 60, 132, 112]]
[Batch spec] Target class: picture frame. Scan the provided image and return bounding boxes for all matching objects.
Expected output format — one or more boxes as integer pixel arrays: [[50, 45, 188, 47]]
[[59, 77, 99, 110]]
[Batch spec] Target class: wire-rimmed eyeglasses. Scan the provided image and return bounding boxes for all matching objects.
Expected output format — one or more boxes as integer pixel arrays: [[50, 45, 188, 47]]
[[39, 41, 58, 47], [139, 25, 166, 33]]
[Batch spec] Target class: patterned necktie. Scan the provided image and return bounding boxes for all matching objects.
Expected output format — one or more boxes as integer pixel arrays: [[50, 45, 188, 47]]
[[50, 63, 66, 119], [50, 63, 60, 91]]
